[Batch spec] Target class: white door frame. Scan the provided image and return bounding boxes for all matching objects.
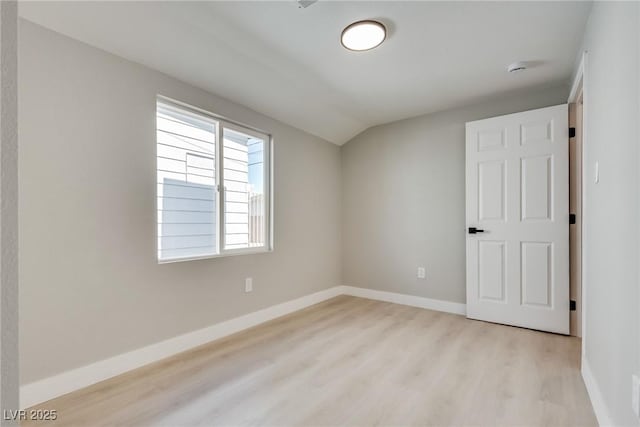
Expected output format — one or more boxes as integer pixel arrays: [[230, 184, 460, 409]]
[[568, 51, 587, 362]]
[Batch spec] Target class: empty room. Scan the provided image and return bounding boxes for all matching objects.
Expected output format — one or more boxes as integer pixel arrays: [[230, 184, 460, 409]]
[[0, 0, 639, 426]]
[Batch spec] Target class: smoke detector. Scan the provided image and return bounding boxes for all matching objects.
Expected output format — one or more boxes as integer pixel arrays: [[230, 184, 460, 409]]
[[508, 61, 527, 73]]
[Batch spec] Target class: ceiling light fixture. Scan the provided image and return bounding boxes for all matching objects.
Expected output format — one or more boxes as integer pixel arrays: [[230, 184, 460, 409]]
[[341, 20, 386, 52]]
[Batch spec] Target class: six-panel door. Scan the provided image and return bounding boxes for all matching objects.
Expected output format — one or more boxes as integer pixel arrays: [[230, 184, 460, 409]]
[[465, 104, 569, 334]]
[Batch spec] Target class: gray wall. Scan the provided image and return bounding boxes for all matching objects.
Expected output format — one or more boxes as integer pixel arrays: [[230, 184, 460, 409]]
[[341, 86, 568, 304], [577, 3, 640, 425], [18, 20, 341, 384], [1, 0, 19, 421]]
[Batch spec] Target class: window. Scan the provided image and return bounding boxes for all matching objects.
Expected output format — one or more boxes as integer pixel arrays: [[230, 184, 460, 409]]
[[157, 99, 271, 262]]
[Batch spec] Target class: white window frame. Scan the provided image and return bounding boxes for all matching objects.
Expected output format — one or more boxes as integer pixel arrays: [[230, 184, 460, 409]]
[[157, 96, 273, 263]]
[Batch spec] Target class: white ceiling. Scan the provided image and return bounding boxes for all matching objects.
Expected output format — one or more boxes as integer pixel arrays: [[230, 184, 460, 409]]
[[19, 1, 592, 145]]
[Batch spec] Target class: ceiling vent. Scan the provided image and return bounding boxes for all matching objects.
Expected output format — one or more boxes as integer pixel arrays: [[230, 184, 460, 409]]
[[507, 61, 528, 73], [297, 0, 317, 8]]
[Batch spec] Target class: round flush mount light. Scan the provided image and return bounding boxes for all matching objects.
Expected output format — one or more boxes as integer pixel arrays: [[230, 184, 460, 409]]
[[341, 20, 386, 51]]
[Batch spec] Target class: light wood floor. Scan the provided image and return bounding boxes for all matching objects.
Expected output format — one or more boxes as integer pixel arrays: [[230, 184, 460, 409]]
[[25, 296, 597, 426]]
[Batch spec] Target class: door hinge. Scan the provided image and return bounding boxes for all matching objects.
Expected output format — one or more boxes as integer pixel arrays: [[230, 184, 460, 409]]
[[570, 300, 576, 311], [569, 127, 576, 138], [570, 213, 576, 224]]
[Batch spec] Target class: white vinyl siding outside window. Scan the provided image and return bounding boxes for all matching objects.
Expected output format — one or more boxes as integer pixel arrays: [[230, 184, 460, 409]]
[[156, 99, 271, 262]]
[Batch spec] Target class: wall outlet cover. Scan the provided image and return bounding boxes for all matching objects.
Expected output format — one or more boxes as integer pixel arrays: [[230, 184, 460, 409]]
[[417, 267, 426, 279], [245, 278, 253, 293]]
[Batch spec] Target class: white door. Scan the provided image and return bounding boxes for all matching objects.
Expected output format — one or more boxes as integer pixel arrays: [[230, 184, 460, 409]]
[[465, 104, 569, 334]]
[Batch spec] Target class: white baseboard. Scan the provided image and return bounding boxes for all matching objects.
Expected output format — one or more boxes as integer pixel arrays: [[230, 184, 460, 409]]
[[21, 285, 466, 409], [582, 357, 614, 426], [20, 286, 344, 409], [342, 286, 466, 315]]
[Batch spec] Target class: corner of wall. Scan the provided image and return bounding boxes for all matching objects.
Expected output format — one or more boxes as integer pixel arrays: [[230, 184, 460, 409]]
[[1, 0, 20, 418]]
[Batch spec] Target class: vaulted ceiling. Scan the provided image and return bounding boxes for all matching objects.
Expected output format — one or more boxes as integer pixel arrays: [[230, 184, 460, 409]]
[[20, 1, 592, 144]]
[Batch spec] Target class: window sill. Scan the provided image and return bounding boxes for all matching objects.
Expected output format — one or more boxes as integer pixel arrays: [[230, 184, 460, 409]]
[[158, 247, 273, 264]]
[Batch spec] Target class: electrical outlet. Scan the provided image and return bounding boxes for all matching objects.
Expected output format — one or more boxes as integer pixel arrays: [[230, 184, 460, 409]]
[[632, 374, 640, 418], [417, 267, 426, 279], [245, 277, 253, 293]]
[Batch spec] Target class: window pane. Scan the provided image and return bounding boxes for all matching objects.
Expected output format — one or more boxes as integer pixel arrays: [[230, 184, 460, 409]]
[[157, 102, 218, 260], [223, 127, 265, 250]]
